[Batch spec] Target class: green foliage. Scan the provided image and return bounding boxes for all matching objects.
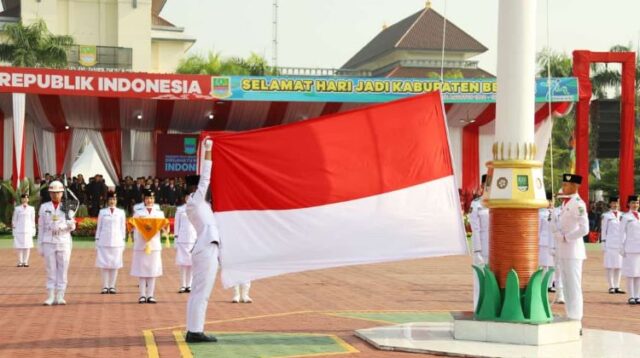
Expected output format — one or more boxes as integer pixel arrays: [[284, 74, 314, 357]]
[[74, 219, 97, 237], [74, 205, 89, 218], [0, 179, 41, 226], [537, 48, 573, 77], [0, 19, 74, 68], [537, 44, 640, 196], [176, 51, 278, 75], [161, 205, 177, 218], [0, 222, 11, 235]]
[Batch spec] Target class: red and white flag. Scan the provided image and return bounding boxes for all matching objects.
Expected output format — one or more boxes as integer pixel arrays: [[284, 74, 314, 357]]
[[205, 91, 467, 287]]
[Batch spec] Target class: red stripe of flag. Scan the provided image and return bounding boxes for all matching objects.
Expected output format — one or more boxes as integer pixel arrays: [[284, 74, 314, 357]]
[[209, 92, 452, 212]]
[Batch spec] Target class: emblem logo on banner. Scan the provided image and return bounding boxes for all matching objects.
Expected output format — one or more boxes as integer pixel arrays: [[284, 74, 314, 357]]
[[517, 175, 529, 192], [78, 45, 97, 67], [184, 137, 196, 155], [210, 76, 232, 98]]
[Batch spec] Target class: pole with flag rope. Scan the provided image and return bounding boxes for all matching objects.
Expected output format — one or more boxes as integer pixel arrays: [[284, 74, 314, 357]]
[[474, 0, 553, 323]]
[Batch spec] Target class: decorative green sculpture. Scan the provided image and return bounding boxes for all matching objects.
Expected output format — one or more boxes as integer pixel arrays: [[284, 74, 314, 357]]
[[473, 266, 554, 324]]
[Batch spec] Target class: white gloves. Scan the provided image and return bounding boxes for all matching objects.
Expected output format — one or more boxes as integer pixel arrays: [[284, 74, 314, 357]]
[[473, 252, 484, 266], [203, 138, 213, 151], [550, 248, 556, 258], [620, 248, 626, 257]]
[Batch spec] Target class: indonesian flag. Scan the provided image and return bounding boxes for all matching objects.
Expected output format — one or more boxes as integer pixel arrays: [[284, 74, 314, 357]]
[[205, 91, 467, 287]]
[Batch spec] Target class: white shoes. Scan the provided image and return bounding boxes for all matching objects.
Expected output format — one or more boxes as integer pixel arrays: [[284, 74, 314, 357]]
[[44, 290, 66, 305], [232, 286, 241, 303], [43, 289, 55, 306], [56, 291, 66, 305], [232, 284, 253, 303]]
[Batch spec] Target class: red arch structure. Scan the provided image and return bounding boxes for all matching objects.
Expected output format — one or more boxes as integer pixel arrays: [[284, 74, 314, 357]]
[[572, 51, 636, 208]]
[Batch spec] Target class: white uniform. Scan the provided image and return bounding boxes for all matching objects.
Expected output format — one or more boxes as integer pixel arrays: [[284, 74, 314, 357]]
[[552, 194, 589, 320], [621, 212, 640, 277], [174, 204, 197, 290], [174, 205, 197, 266], [621, 211, 640, 300], [133, 202, 160, 211], [186, 159, 222, 333], [130, 205, 165, 300], [12, 204, 36, 266], [469, 198, 490, 263], [130, 206, 164, 278], [95, 206, 126, 291], [469, 197, 489, 311], [602, 210, 623, 269], [12, 204, 36, 248], [95, 207, 127, 269], [38, 202, 76, 293], [538, 207, 555, 267]]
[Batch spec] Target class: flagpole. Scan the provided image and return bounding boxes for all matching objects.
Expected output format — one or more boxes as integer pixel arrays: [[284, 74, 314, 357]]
[[478, 1, 550, 324]]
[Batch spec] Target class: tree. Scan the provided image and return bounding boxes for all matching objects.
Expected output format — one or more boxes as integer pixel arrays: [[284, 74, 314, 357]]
[[537, 49, 576, 193], [0, 19, 74, 68], [536, 48, 573, 77], [176, 51, 277, 75]]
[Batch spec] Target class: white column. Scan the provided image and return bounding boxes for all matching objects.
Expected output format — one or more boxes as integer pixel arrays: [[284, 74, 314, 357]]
[[495, 0, 537, 157]]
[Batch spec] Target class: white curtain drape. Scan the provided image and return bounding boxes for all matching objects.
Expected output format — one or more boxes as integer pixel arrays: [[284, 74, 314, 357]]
[[2, 115, 12, 180], [12, 93, 25, 184], [86, 130, 119, 185], [122, 129, 155, 178], [62, 128, 87, 176], [36, 130, 57, 176], [447, 126, 463, 188]]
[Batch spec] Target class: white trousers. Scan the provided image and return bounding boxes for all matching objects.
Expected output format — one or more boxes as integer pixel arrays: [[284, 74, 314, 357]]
[[186, 242, 219, 333], [101, 269, 119, 288], [626, 277, 640, 298], [16, 248, 30, 264], [179, 266, 193, 288], [43, 243, 72, 290], [138, 277, 157, 297], [558, 258, 584, 320], [606, 268, 622, 289]]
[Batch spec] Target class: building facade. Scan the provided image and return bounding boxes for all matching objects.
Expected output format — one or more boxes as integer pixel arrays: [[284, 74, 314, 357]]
[[0, 0, 194, 72]]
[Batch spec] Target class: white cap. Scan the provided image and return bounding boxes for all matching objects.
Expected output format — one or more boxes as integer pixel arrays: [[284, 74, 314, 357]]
[[48, 180, 64, 192]]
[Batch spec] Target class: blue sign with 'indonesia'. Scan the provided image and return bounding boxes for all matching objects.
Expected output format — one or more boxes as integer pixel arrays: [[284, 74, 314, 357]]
[[156, 134, 198, 178]]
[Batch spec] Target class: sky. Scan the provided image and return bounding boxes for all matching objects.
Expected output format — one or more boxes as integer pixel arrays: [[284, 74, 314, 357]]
[[161, 0, 640, 75]]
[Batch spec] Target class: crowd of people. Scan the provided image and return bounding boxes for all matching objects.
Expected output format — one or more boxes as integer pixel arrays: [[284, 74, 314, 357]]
[[36, 173, 188, 216], [469, 172, 640, 327], [12, 139, 250, 343]]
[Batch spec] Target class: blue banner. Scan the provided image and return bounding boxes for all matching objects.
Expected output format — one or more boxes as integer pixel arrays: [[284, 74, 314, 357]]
[[211, 76, 578, 103]]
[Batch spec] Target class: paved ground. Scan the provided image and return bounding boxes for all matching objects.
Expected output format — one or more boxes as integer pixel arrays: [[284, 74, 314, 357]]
[[0, 239, 639, 357]]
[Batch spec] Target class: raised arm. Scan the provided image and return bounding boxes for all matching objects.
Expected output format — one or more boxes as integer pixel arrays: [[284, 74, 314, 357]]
[[192, 139, 213, 204]]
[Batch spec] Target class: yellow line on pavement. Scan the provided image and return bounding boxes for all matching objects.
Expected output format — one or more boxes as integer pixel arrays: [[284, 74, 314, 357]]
[[150, 310, 315, 332], [173, 330, 194, 358], [143, 329, 159, 358]]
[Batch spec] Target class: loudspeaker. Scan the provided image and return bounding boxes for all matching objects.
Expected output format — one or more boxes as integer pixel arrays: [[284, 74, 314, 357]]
[[591, 99, 620, 159]]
